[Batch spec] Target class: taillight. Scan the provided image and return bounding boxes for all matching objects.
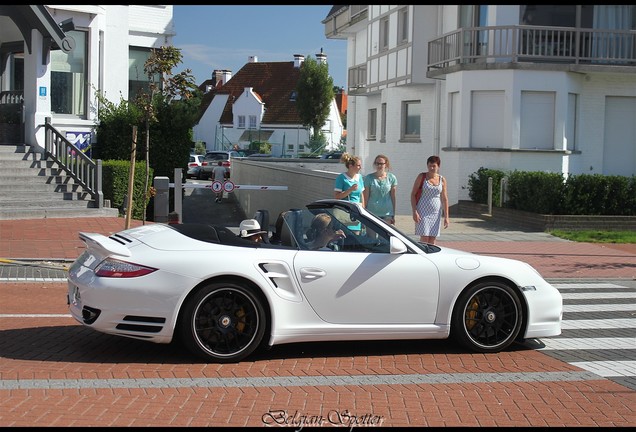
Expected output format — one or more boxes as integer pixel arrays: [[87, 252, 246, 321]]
[[223, 161, 231, 167], [94, 258, 157, 278], [201, 161, 208, 166]]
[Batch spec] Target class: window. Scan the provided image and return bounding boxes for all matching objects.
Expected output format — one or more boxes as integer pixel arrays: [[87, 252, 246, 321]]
[[238, 115, 245, 129], [450, 92, 461, 147], [459, 5, 488, 58], [367, 108, 377, 140], [520, 91, 555, 150], [380, 103, 387, 141], [380, 16, 389, 51], [129, 47, 152, 99], [471, 91, 504, 148], [51, 29, 87, 117], [398, 7, 409, 45], [322, 119, 332, 133], [520, 5, 576, 27], [566, 93, 577, 151], [249, 115, 257, 129], [401, 101, 420, 140]]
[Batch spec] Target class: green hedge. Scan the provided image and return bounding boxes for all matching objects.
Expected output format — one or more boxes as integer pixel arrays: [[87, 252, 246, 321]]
[[467, 167, 507, 206], [468, 168, 636, 216], [102, 160, 154, 220]]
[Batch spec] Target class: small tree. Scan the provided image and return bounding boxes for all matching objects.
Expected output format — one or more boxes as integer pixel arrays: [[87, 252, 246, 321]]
[[296, 55, 334, 153], [136, 46, 199, 221]]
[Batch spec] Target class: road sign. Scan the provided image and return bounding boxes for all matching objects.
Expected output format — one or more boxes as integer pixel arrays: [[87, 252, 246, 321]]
[[211, 181, 223, 192], [223, 181, 235, 193]]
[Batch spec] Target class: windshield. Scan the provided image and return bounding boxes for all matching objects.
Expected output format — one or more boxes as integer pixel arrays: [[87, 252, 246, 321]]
[[383, 219, 441, 254], [276, 204, 441, 254]]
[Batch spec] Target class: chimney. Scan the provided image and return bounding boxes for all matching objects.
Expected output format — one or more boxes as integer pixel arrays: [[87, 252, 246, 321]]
[[315, 48, 327, 65], [248, 55, 258, 63], [293, 54, 305, 68], [212, 69, 224, 86], [211, 69, 232, 88], [221, 69, 232, 84]]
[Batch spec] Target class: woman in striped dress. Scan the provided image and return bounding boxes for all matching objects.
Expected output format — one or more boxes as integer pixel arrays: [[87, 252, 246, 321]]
[[410, 155, 449, 245]]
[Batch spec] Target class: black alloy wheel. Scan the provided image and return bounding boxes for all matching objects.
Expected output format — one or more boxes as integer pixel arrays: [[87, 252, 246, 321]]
[[451, 281, 523, 353], [179, 282, 266, 363]]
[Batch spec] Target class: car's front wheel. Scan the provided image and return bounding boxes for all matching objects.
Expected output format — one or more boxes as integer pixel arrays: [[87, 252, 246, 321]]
[[179, 282, 266, 363], [451, 281, 523, 353]]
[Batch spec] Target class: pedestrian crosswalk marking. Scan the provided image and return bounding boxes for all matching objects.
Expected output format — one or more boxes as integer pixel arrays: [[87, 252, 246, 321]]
[[561, 318, 636, 329], [563, 304, 635, 312], [570, 360, 636, 377], [552, 283, 627, 289], [561, 292, 636, 299], [537, 281, 636, 389], [537, 337, 636, 350]]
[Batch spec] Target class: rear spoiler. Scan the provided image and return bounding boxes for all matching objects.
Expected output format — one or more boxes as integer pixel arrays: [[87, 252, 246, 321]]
[[79, 232, 132, 258]]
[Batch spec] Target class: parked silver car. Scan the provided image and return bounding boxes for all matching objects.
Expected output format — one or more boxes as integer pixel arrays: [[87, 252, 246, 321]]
[[199, 150, 239, 179], [186, 154, 204, 179]]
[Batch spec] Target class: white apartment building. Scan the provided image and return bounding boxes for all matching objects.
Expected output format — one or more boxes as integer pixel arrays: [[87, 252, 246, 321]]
[[0, 5, 174, 153], [323, 5, 636, 215]]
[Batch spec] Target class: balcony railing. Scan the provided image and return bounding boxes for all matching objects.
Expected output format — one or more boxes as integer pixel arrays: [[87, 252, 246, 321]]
[[347, 65, 367, 94], [0, 91, 24, 104], [428, 25, 636, 75]]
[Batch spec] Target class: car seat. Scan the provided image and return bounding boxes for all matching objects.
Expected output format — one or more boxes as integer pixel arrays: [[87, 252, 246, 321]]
[[253, 209, 270, 243], [271, 209, 304, 248]]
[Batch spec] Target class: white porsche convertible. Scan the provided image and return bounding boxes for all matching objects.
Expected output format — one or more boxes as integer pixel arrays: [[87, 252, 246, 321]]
[[67, 199, 562, 363]]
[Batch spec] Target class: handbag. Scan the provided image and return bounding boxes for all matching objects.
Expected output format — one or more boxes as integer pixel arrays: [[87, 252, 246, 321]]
[[414, 172, 425, 203]]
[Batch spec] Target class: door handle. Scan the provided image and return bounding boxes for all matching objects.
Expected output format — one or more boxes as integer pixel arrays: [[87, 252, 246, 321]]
[[300, 268, 326, 281]]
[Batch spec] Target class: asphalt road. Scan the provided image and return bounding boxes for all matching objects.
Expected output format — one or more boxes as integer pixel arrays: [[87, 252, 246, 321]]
[[182, 179, 245, 226]]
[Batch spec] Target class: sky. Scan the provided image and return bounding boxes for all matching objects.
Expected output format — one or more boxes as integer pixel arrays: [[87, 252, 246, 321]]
[[172, 5, 348, 89]]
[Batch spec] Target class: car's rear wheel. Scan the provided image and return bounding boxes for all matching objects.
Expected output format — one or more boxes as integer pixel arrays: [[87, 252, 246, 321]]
[[451, 281, 523, 353], [179, 282, 266, 363]]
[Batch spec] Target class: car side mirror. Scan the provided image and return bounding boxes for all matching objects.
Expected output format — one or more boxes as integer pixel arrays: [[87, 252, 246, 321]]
[[390, 237, 408, 254]]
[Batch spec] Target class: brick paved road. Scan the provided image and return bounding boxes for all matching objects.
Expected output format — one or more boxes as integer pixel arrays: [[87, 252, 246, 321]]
[[1, 279, 634, 427], [0, 189, 634, 426]]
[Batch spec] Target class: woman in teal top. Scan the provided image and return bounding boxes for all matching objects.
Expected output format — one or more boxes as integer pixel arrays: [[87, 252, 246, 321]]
[[334, 153, 365, 205], [334, 152, 365, 232], [363, 154, 398, 224]]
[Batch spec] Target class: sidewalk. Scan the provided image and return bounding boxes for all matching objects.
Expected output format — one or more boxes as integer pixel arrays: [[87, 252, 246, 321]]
[[0, 193, 634, 280]]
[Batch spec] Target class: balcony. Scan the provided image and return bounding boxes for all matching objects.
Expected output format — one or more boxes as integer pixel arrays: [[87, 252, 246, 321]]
[[428, 25, 636, 78], [347, 65, 367, 95], [323, 5, 368, 39]]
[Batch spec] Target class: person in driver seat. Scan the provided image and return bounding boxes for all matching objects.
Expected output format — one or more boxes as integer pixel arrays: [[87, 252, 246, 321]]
[[238, 219, 267, 243], [305, 213, 346, 250]]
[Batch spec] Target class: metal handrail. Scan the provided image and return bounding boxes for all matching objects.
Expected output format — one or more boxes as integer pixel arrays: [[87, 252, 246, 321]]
[[43, 117, 103, 208]]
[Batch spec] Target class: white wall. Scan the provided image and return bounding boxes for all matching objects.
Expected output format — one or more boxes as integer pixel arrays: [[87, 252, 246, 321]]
[[31, 5, 173, 148]]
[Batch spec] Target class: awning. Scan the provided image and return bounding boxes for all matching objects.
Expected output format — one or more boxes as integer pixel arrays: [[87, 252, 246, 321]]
[[0, 5, 74, 70], [238, 130, 274, 142]]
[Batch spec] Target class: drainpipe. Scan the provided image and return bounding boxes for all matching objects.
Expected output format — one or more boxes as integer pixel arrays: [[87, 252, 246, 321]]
[[434, 81, 441, 154], [434, 5, 442, 155]]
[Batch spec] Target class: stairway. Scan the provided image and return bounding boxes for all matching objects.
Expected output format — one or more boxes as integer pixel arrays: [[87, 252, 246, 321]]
[[0, 144, 119, 220]]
